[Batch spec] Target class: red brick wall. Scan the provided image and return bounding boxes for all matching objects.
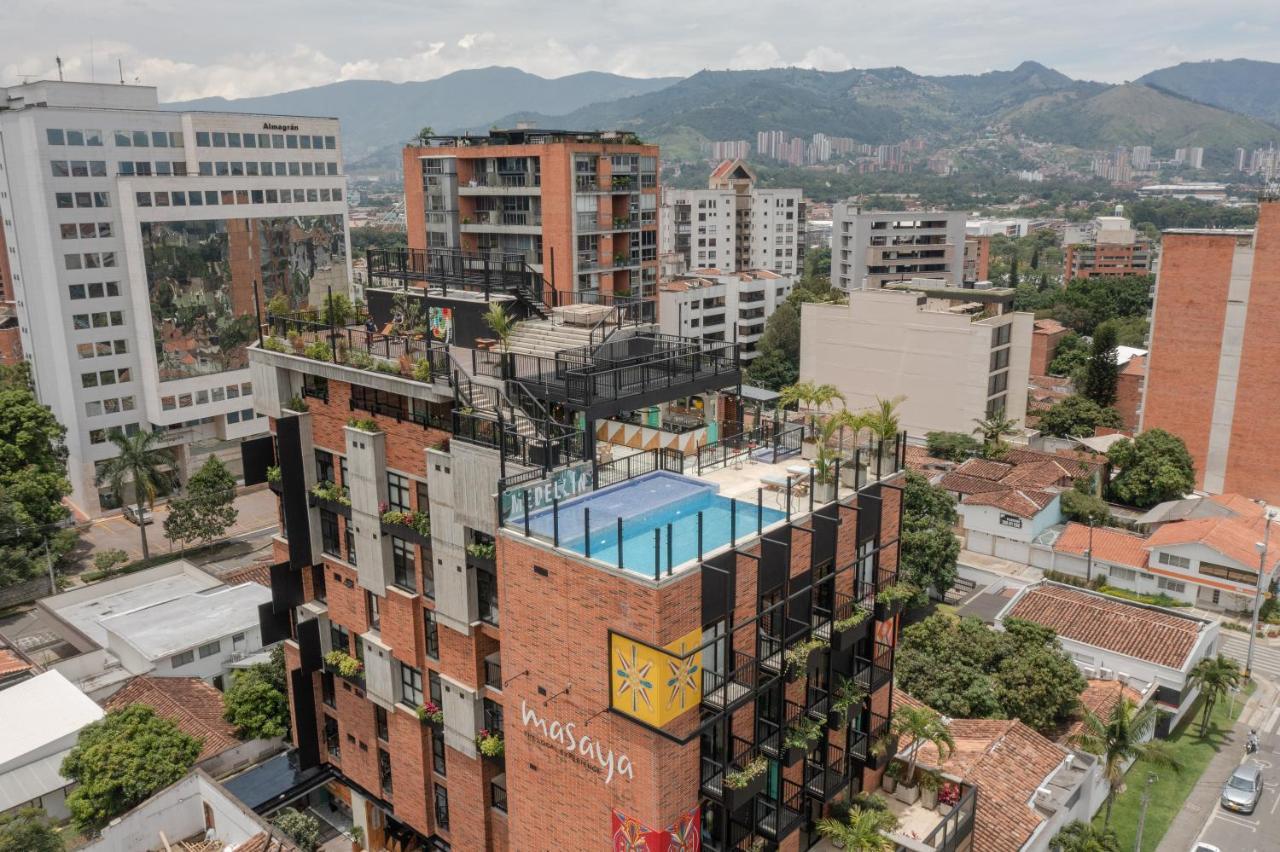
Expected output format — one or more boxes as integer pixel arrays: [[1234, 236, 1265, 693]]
[[388, 707, 433, 837], [403, 150, 426, 253], [304, 379, 447, 476], [1030, 325, 1068, 376], [1143, 232, 1236, 490], [1114, 357, 1144, 433], [1225, 200, 1280, 501]]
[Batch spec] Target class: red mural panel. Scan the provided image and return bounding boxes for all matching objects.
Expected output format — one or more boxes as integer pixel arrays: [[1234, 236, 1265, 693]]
[[611, 806, 699, 852]]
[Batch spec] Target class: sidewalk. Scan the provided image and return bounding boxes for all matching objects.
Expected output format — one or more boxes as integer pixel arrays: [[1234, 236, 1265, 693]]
[[1154, 680, 1275, 852]]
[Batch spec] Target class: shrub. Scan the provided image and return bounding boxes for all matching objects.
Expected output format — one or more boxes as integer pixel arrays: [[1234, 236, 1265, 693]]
[[261, 336, 288, 353], [323, 650, 363, 679], [412, 359, 434, 382], [266, 465, 281, 485], [302, 340, 332, 361], [310, 480, 350, 506], [466, 542, 496, 560], [347, 417, 380, 432], [475, 729, 504, 758], [724, 756, 768, 789], [285, 395, 309, 413]]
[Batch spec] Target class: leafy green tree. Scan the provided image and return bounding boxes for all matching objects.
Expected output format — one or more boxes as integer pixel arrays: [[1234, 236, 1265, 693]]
[[1080, 323, 1119, 407], [223, 646, 289, 738], [0, 364, 76, 588], [61, 705, 201, 830], [900, 471, 960, 599], [1048, 332, 1089, 378], [273, 808, 321, 851], [1048, 821, 1121, 852], [803, 246, 831, 281], [0, 807, 64, 852], [1060, 489, 1110, 526], [891, 705, 955, 784], [925, 431, 982, 462], [1038, 395, 1124, 439], [1106, 429, 1195, 508], [483, 302, 518, 352], [164, 456, 238, 552], [816, 806, 897, 851], [1094, 315, 1148, 348], [92, 548, 129, 578], [96, 431, 174, 561], [1050, 275, 1153, 336], [321, 291, 355, 326], [1188, 654, 1242, 738], [1070, 697, 1181, 826], [747, 302, 801, 390], [897, 614, 1085, 734], [1008, 255, 1020, 287]]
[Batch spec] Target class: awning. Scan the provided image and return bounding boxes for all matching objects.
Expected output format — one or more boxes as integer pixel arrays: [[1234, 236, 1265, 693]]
[[738, 385, 780, 404]]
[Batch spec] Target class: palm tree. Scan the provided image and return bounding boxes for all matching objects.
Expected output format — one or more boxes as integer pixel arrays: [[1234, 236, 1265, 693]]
[[96, 431, 175, 561], [1188, 654, 1243, 738], [1070, 697, 1182, 827], [413, 125, 434, 145], [865, 396, 904, 444], [891, 705, 955, 786], [483, 302, 519, 353], [1048, 821, 1120, 852], [971, 413, 1020, 458], [816, 806, 898, 851], [779, 381, 846, 437]]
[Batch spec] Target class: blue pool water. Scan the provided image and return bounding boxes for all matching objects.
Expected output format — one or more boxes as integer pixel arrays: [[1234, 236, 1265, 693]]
[[523, 471, 786, 576]]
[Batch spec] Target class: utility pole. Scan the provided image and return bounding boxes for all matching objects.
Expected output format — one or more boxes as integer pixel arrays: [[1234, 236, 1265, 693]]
[[1086, 518, 1095, 584], [1245, 510, 1276, 680], [42, 536, 55, 592], [1133, 772, 1157, 851]]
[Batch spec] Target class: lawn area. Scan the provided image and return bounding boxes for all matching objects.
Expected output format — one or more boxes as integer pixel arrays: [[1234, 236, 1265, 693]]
[[1095, 683, 1254, 851]]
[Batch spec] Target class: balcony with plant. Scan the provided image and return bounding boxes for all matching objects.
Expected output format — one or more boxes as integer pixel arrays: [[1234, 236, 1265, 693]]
[[416, 701, 444, 726], [782, 717, 823, 767], [311, 480, 351, 508], [324, 650, 364, 684], [382, 508, 432, 545], [875, 581, 918, 620], [476, 728, 504, 759], [783, 636, 827, 682]]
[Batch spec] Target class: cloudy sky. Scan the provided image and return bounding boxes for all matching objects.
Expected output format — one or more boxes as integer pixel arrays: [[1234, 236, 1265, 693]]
[[4, 0, 1279, 101]]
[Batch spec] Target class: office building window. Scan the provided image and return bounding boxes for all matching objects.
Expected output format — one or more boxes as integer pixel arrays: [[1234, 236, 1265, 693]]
[[392, 537, 415, 592], [434, 785, 449, 831], [387, 472, 410, 513], [400, 664, 423, 707], [425, 609, 439, 660]]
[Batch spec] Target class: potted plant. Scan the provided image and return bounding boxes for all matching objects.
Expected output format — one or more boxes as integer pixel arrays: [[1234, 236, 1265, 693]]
[[889, 705, 955, 808], [784, 636, 827, 682], [475, 729, 504, 759], [416, 701, 444, 725], [918, 770, 941, 809], [783, 717, 822, 767], [937, 781, 961, 815], [867, 732, 895, 771], [349, 825, 364, 852], [324, 650, 363, 680], [832, 604, 872, 651], [266, 465, 281, 486], [813, 447, 838, 503], [722, 755, 768, 812], [827, 676, 867, 729], [874, 582, 917, 621], [881, 759, 902, 794]]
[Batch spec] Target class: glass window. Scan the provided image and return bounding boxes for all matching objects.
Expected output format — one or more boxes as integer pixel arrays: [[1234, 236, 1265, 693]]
[[301, 161, 314, 176], [286, 134, 298, 149], [46, 128, 65, 145], [151, 131, 168, 147], [65, 254, 83, 270], [425, 609, 439, 660], [93, 192, 110, 207], [375, 706, 389, 741], [198, 640, 221, 658], [198, 161, 213, 176], [367, 591, 381, 631], [195, 131, 210, 147], [431, 724, 446, 775], [392, 537, 415, 592], [243, 133, 257, 149], [132, 130, 148, 147], [400, 664, 424, 706], [272, 134, 285, 148], [387, 472, 410, 513], [320, 508, 340, 556], [227, 132, 241, 148], [56, 193, 73, 208], [51, 160, 70, 177], [211, 132, 225, 147], [68, 284, 86, 299], [170, 650, 195, 668], [433, 785, 449, 831]]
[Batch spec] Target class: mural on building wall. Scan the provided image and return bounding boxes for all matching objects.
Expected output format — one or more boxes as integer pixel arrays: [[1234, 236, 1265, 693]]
[[609, 627, 701, 728], [428, 306, 453, 344], [610, 806, 700, 851], [141, 214, 345, 380]]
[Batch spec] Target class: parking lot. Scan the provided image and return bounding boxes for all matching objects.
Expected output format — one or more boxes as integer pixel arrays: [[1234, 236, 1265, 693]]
[[1192, 751, 1280, 852]]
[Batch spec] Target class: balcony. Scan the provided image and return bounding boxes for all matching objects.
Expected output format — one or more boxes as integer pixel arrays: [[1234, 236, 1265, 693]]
[[754, 778, 804, 841], [484, 652, 503, 690], [461, 209, 542, 234], [853, 640, 894, 694], [882, 776, 977, 852], [804, 741, 850, 802], [701, 650, 757, 712], [459, 173, 541, 194]]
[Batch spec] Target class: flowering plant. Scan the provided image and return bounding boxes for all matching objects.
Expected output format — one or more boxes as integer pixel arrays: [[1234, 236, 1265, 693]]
[[938, 781, 962, 806], [476, 728, 504, 758], [416, 702, 444, 724]]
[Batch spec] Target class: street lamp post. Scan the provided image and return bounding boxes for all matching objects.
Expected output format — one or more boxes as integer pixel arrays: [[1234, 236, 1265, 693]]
[[1245, 509, 1276, 681]]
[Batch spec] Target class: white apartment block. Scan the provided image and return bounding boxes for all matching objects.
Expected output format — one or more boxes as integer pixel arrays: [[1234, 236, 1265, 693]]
[[659, 160, 803, 276], [0, 81, 350, 515], [800, 283, 1032, 436], [657, 269, 795, 362], [832, 203, 967, 292]]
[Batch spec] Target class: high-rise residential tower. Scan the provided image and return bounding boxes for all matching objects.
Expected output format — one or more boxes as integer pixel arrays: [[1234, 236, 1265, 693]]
[[831, 204, 967, 292], [0, 81, 349, 515]]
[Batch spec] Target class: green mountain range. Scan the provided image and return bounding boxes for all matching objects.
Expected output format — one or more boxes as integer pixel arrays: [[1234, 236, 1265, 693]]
[[170, 60, 1280, 171]]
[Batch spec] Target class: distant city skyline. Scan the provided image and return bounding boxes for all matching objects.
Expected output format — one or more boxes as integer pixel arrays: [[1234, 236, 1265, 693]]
[[4, 0, 1280, 101]]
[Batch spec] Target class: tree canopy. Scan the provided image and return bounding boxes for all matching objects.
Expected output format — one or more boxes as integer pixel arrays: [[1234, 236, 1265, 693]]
[[899, 471, 960, 599], [0, 364, 75, 589], [1048, 332, 1089, 379], [925, 431, 981, 462], [273, 808, 321, 851], [223, 645, 290, 739], [1106, 429, 1195, 508], [1079, 322, 1119, 408], [164, 456, 238, 551], [0, 807, 63, 852], [61, 705, 202, 830], [1038, 395, 1124, 438], [896, 614, 1086, 734]]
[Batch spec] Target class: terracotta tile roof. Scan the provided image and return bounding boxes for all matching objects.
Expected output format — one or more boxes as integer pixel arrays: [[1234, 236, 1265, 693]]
[[1004, 583, 1203, 669], [940, 471, 1009, 495], [223, 564, 272, 587], [1053, 523, 1150, 570], [0, 649, 33, 677], [892, 692, 1068, 852], [1121, 354, 1146, 377], [954, 458, 1014, 480], [903, 444, 954, 475], [1146, 514, 1280, 573], [962, 488, 1057, 519], [105, 676, 241, 762], [1001, 447, 1105, 479], [1207, 493, 1269, 519], [1034, 319, 1068, 334], [1062, 679, 1146, 741]]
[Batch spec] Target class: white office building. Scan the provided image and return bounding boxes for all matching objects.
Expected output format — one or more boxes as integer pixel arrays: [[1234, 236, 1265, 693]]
[[659, 160, 803, 275], [658, 269, 794, 362], [831, 203, 967, 292], [0, 81, 350, 515]]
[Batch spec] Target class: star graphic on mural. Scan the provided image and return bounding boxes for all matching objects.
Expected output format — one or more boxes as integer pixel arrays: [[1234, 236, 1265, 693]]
[[615, 645, 654, 714], [613, 810, 654, 852], [665, 655, 700, 711]]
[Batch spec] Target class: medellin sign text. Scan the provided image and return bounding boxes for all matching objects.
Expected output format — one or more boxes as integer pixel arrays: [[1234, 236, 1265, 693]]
[[501, 462, 593, 519]]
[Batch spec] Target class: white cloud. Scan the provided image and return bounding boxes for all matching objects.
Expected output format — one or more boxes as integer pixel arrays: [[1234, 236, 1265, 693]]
[[798, 47, 851, 72], [726, 41, 783, 70]]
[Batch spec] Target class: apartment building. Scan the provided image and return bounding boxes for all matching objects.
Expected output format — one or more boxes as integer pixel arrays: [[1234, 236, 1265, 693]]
[[1062, 215, 1154, 280], [832, 204, 967, 292], [0, 80, 349, 515], [659, 160, 804, 276], [658, 269, 794, 362], [1142, 193, 1280, 501], [402, 129, 660, 309], [963, 233, 991, 284], [801, 281, 1033, 436], [249, 251, 934, 851]]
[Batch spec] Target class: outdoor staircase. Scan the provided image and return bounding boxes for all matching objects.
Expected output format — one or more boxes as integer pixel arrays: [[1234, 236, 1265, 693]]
[[505, 319, 598, 359]]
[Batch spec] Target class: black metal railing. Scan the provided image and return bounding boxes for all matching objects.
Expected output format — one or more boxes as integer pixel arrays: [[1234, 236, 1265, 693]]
[[701, 650, 758, 712], [804, 741, 849, 801], [695, 423, 804, 474], [484, 656, 502, 690], [595, 447, 686, 488], [755, 778, 804, 841], [925, 781, 977, 852]]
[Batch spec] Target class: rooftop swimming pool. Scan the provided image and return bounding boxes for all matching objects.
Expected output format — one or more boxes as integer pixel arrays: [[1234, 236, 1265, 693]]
[[520, 471, 787, 577]]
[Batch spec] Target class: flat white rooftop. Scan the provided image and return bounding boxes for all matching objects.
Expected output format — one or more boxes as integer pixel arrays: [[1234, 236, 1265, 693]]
[[0, 670, 103, 772], [52, 571, 219, 648], [99, 583, 271, 660]]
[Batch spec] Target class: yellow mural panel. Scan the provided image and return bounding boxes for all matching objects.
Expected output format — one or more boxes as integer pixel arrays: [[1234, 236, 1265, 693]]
[[611, 627, 702, 727]]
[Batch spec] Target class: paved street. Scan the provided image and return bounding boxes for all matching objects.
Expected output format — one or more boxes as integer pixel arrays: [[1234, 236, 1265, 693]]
[[80, 486, 279, 563], [1219, 630, 1280, 683]]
